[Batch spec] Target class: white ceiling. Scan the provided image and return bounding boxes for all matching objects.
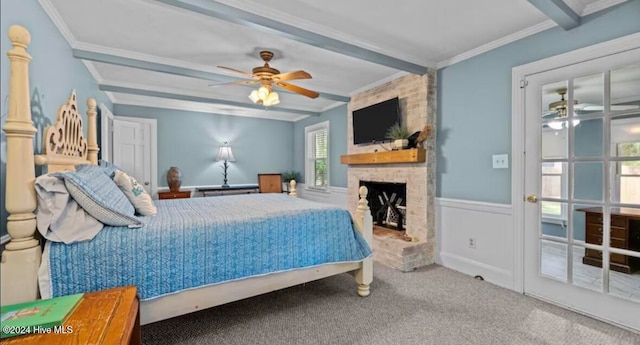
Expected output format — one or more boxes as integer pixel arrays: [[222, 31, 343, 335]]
[[44, 0, 624, 121]]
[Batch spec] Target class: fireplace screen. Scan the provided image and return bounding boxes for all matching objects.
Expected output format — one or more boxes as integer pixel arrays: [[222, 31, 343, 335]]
[[359, 181, 407, 231]]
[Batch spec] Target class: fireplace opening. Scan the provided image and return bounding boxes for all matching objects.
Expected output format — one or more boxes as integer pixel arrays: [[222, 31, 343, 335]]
[[359, 181, 407, 231]]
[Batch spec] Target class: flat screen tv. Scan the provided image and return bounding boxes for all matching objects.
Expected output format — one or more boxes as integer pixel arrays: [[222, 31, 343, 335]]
[[352, 97, 400, 145]]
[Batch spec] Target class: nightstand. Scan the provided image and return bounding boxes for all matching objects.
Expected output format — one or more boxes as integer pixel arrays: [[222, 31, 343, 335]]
[[4, 286, 140, 345], [158, 190, 191, 199]]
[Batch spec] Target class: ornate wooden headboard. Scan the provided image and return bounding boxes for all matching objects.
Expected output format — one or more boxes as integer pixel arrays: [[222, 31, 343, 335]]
[[34, 90, 99, 173]]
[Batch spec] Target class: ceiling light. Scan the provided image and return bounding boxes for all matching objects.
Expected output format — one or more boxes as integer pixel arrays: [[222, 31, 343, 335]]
[[249, 85, 279, 107], [263, 91, 280, 106], [547, 119, 581, 130], [249, 90, 260, 103]]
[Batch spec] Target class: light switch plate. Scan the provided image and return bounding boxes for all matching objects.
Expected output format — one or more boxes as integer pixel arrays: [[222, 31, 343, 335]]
[[492, 154, 509, 169]]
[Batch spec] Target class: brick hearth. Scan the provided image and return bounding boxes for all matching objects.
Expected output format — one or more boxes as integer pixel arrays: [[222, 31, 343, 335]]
[[346, 73, 436, 272]]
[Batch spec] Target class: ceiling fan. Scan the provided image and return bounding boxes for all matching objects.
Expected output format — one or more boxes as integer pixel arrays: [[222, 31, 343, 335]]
[[543, 87, 639, 117], [211, 51, 319, 106]]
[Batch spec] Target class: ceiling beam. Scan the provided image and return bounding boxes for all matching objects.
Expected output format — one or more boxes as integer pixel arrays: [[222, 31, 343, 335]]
[[99, 84, 321, 116], [155, 0, 428, 75], [527, 0, 581, 30], [74, 49, 350, 103]]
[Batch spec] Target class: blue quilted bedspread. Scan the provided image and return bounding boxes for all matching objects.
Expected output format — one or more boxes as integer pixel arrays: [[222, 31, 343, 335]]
[[43, 194, 372, 301]]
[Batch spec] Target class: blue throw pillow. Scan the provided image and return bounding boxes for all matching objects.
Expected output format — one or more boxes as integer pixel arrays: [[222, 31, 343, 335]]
[[76, 161, 118, 179], [55, 165, 142, 227]]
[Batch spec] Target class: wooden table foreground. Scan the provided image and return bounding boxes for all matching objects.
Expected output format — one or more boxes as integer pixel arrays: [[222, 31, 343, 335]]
[[4, 286, 140, 345]]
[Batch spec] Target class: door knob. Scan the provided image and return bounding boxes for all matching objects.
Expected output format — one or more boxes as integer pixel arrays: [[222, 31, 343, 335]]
[[144, 181, 150, 186], [526, 194, 538, 203]]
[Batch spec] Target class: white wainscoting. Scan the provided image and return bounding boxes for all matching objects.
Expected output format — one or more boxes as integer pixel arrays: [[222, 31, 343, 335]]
[[295, 183, 347, 208], [436, 198, 515, 290]]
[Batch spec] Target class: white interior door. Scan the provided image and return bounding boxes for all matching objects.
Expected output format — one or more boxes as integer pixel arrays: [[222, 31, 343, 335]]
[[524, 48, 640, 331], [113, 117, 155, 195], [100, 103, 114, 163]]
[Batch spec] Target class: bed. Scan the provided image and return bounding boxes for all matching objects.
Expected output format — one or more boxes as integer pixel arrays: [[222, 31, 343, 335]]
[[0, 25, 374, 325]]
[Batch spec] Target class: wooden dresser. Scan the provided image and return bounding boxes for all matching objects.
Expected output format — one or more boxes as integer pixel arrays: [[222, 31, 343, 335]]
[[580, 207, 640, 274], [4, 286, 140, 345], [158, 190, 191, 199]]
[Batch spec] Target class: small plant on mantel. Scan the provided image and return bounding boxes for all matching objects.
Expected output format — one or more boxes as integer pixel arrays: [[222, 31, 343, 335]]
[[385, 123, 411, 149]]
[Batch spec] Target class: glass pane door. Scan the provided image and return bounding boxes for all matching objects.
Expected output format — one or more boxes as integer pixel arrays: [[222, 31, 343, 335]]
[[524, 49, 640, 331]]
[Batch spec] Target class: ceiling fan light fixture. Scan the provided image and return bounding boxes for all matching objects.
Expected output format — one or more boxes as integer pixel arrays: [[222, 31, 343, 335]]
[[220, 51, 319, 107], [548, 121, 564, 130], [258, 86, 270, 100], [263, 91, 280, 106], [547, 118, 581, 130], [249, 89, 260, 103]]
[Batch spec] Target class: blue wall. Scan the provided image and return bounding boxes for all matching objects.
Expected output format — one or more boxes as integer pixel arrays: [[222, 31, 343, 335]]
[[437, 0, 640, 204], [293, 104, 349, 187], [113, 105, 295, 187], [0, 0, 113, 237]]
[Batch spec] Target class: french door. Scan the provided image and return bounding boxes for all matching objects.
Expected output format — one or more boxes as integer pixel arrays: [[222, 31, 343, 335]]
[[524, 47, 640, 331]]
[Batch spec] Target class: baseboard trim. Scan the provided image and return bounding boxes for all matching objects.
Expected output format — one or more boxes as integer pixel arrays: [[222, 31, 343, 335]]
[[1, 235, 10, 245], [436, 198, 512, 215], [439, 251, 513, 290]]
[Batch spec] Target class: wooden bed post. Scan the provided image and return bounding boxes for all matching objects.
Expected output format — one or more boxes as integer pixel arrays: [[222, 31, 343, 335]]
[[354, 186, 373, 297], [1, 25, 41, 305], [86, 98, 99, 165], [288, 180, 297, 197]]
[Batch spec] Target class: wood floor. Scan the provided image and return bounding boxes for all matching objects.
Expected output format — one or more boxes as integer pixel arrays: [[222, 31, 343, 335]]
[[540, 241, 640, 301]]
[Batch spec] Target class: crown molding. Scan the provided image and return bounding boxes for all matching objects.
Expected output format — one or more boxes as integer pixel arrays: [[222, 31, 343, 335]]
[[80, 61, 116, 103], [320, 101, 347, 113], [80, 60, 103, 84], [38, 0, 115, 104], [436, 20, 558, 69], [38, 0, 77, 46], [348, 71, 410, 96], [437, 0, 630, 69], [582, 0, 628, 15]]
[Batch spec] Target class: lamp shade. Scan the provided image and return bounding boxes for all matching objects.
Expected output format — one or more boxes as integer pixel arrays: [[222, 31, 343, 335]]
[[217, 146, 235, 162]]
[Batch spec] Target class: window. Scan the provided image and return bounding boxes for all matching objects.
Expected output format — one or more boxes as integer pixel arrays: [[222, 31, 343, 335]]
[[541, 162, 567, 219], [305, 121, 329, 190], [616, 142, 640, 204], [541, 129, 568, 220]]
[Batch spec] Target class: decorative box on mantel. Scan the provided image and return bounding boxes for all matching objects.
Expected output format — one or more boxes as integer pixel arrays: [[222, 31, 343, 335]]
[[340, 148, 426, 165]]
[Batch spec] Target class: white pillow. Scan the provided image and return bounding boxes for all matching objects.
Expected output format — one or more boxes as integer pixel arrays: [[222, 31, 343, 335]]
[[113, 170, 157, 216]]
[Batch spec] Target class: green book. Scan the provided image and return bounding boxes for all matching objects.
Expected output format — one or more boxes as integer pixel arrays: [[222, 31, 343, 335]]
[[0, 293, 83, 338]]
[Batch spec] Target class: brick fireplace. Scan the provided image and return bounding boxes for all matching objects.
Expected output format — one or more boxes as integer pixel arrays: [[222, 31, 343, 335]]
[[346, 73, 436, 272]]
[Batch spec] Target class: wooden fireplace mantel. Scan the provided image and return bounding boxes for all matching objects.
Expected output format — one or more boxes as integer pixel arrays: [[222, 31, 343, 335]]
[[340, 148, 426, 165]]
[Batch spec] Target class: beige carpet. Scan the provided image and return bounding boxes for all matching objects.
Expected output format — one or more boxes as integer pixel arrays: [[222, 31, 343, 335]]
[[141, 263, 639, 344]]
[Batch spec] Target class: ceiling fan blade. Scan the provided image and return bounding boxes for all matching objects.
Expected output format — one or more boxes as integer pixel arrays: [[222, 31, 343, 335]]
[[217, 66, 255, 78], [575, 103, 640, 111], [272, 70, 312, 82], [275, 81, 319, 99], [208, 80, 259, 87]]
